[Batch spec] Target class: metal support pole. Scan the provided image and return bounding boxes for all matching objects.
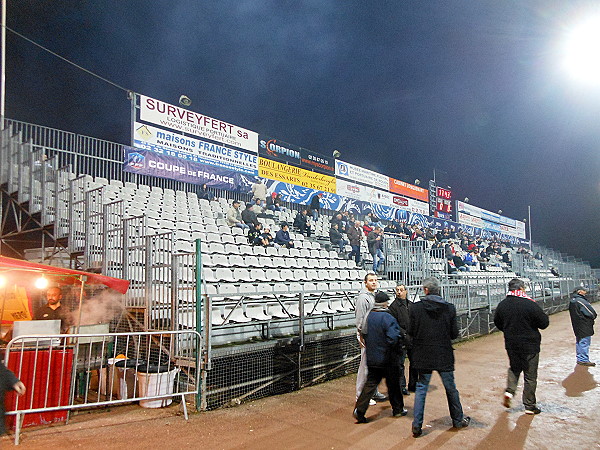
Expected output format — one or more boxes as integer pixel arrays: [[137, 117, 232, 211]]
[[1, 0, 6, 120]]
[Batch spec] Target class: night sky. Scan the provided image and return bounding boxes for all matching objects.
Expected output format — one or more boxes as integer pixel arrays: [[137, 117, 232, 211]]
[[5, 1, 600, 267]]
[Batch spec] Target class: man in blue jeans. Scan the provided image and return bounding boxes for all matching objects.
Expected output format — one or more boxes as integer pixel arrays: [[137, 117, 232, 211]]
[[408, 277, 470, 438], [569, 287, 597, 366]]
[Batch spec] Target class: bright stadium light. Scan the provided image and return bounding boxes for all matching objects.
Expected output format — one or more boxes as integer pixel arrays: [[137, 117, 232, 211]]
[[34, 275, 48, 290], [563, 15, 600, 85], [0, 275, 5, 288]]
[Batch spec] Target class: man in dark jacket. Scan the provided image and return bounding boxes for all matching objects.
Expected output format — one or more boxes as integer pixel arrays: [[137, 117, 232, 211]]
[[347, 221, 362, 264], [293, 209, 312, 237], [494, 278, 549, 415], [367, 227, 385, 273], [569, 287, 597, 366], [274, 223, 294, 248], [408, 277, 470, 437], [309, 192, 322, 221], [0, 363, 26, 434], [387, 284, 414, 395], [241, 202, 260, 227], [354, 291, 407, 423]]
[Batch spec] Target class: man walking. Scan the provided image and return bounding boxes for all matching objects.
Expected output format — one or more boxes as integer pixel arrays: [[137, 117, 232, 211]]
[[494, 278, 549, 414], [354, 291, 407, 423], [408, 277, 470, 438], [569, 287, 597, 366], [355, 273, 387, 405]]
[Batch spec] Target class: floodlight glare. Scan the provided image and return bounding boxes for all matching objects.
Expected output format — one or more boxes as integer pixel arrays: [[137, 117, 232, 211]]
[[34, 276, 49, 290], [563, 16, 600, 84], [0, 276, 5, 288]]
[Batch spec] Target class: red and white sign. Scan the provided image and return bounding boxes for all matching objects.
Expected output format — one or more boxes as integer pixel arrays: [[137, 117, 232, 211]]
[[139, 95, 258, 153]]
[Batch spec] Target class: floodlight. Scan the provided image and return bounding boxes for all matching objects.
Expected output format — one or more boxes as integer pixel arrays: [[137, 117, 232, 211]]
[[563, 16, 600, 84], [34, 276, 49, 289]]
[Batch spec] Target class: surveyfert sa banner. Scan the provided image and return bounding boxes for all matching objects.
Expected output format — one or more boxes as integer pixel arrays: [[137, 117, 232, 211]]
[[139, 95, 258, 153], [258, 158, 336, 193]]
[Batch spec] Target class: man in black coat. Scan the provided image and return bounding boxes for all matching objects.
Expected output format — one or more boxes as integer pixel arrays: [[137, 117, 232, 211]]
[[0, 363, 26, 434], [353, 291, 407, 423], [494, 278, 549, 415], [569, 287, 597, 366], [408, 277, 470, 438], [293, 209, 312, 237], [387, 284, 414, 395]]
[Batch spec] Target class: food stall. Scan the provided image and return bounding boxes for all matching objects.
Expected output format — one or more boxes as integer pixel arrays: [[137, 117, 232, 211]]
[[0, 256, 129, 429]]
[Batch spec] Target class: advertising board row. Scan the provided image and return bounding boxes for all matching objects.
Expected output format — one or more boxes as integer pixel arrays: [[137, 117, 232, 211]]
[[455, 201, 526, 239]]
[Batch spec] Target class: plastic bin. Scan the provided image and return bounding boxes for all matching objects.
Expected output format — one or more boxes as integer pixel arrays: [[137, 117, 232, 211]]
[[114, 359, 143, 400], [136, 364, 179, 408]]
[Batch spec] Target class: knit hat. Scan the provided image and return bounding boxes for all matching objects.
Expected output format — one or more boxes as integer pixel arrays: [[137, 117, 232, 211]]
[[374, 290, 390, 306]]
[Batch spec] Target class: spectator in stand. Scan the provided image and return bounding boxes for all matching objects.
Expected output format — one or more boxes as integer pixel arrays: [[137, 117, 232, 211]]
[[247, 222, 263, 245], [453, 251, 469, 272], [198, 183, 212, 201], [293, 209, 312, 237], [463, 250, 477, 268], [329, 223, 348, 252], [362, 222, 374, 237], [477, 248, 488, 271], [445, 241, 456, 260], [502, 250, 512, 267], [255, 227, 274, 247], [226, 200, 248, 230], [367, 227, 385, 273], [266, 192, 280, 212], [550, 267, 561, 277], [331, 213, 345, 232], [251, 178, 267, 203], [347, 220, 363, 265], [251, 198, 265, 215], [274, 223, 294, 248], [447, 259, 458, 275], [241, 202, 260, 227], [410, 225, 424, 241], [309, 192, 323, 222]]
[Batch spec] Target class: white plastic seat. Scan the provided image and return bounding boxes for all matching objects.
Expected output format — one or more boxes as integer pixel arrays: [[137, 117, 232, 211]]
[[224, 243, 240, 255], [231, 227, 244, 236], [238, 284, 257, 297], [221, 234, 235, 244], [211, 305, 226, 326], [239, 245, 254, 256], [233, 268, 252, 282], [223, 304, 252, 323], [265, 268, 281, 281], [246, 303, 271, 321], [292, 269, 306, 281], [265, 247, 278, 257], [305, 269, 319, 281], [271, 283, 288, 295], [202, 268, 218, 283], [267, 302, 291, 319], [215, 268, 235, 282], [250, 269, 269, 282], [234, 235, 248, 245], [280, 269, 294, 281], [228, 254, 245, 267], [289, 248, 301, 258], [217, 283, 239, 300], [272, 257, 286, 268], [253, 246, 267, 256], [337, 269, 350, 281], [218, 225, 232, 235]]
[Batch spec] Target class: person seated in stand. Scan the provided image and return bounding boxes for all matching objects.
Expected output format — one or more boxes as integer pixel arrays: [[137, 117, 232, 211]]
[[34, 286, 71, 333], [248, 222, 263, 245], [453, 251, 469, 272], [463, 250, 477, 268], [198, 183, 213, 201], [275, 223, 294, 248], [241, 202, 260, 228], [502, 250, 512, 267], [266, 192, 280, 212], [294, 209, 312, 237], [226, 200, 249, 230], [255, 227, 274, 247], [330, 213, 345, 231], [329, 222, 348, 252], [251, 198, 266, 215], [550, 267, 561, 277]]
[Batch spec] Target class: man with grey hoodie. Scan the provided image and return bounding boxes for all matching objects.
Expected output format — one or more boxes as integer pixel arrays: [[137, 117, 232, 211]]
[[355, 272, 387, 404]]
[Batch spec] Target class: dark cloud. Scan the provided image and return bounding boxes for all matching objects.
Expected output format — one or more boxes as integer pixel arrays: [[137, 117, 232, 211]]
[[6, 1, 600, 266]]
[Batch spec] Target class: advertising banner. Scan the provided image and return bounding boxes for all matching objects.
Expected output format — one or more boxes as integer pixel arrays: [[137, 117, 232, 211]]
[[258, 158, 336, 193], [336, 178, 366, 201], [335, 160, 389, 190], [258, 136, 301, 165], [139, 95, 258, 152], [133, 122, 258, 175], [389, 178, 429, 202], [456, 201, 526, 239], [300, 148, 335, 175], [123, 147, 253, 191]]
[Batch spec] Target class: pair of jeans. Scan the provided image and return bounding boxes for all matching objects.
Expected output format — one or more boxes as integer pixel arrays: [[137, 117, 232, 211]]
[[355, 365, 404, 416], [372, 248, 384, 272], [506, 351, 539, 409], [349, 245, 361, 264], [413, 370, 464, 429], [576, 336, 592, 362]]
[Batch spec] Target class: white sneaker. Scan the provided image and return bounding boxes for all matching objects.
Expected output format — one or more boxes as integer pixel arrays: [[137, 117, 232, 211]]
[[503, 392, 513, 408], [369, 399, 376, 406]]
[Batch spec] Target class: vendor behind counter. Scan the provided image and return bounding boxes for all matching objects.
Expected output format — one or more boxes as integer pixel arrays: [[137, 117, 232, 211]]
[[33, 287, 71, 333]]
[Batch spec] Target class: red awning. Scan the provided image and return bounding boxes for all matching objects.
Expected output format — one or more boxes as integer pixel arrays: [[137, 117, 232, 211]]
[[0, 256, 129, 294]]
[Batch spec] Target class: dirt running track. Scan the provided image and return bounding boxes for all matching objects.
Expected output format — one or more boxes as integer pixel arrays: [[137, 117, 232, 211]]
[[3, 310, 599, 449]]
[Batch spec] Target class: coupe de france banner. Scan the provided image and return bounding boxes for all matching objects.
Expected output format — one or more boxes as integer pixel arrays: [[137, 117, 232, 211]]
[[139, 95, 258, 153], [133, 122, 258, 175], [123, 147, 252, 190]]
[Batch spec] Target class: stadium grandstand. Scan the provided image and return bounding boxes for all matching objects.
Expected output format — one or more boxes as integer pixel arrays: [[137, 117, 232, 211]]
[[0, 101, 597, 416]]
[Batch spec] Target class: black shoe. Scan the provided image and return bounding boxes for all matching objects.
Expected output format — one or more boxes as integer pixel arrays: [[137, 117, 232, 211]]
[[412, 426, 422, 438], [455, 416, 471, 428], [525, 407, 542, 415], [401, 388, 410, 396], [353, 408, 368, 423], [393, 408, 408, 417], [372, 392, 388, 402]]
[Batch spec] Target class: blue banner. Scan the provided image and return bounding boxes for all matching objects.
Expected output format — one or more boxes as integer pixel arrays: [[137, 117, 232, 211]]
[[123, 147, 255, 191]]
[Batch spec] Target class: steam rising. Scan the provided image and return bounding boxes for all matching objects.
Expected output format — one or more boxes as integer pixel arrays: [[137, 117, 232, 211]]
[[70, 290, 125, 326]]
